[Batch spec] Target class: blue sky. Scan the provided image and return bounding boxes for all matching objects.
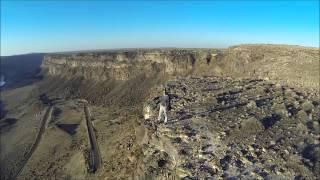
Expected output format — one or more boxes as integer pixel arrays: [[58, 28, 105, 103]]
[[1, 0, 319, 56]]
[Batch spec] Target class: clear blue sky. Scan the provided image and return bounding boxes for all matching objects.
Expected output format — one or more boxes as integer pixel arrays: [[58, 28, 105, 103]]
[[1, 0, 319, 56]]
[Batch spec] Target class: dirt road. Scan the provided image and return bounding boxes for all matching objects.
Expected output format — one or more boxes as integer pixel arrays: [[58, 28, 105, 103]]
[[14, 106, 53, 179], [84, 105, 102, 172]]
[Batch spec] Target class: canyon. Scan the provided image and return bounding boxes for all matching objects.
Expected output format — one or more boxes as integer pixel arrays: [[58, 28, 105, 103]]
[[1, 44, 319, 179]]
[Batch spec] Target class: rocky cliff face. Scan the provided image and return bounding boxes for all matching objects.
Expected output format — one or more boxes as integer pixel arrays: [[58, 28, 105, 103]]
[[42, 49, 219, 81], [220, 45, 319, 92], [41, 45, 319, 92]]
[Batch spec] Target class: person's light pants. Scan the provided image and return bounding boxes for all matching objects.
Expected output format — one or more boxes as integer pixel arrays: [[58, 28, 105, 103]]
[[158, 105, 168, 123]]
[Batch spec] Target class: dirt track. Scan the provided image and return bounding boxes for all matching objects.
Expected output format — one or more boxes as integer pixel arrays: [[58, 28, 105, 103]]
[[14, 106, 53, 179], [84, 105, 102, 172]]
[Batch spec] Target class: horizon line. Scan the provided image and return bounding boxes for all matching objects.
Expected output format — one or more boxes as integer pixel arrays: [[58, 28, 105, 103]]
[[1, 43, 319, 57]]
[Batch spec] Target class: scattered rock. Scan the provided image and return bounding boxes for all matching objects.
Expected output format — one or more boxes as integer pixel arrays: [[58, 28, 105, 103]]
[[261, 114, 281, 129], [302, 101, 314, 114], [240, 117, 263, 133], [141, 76, 320, 179]]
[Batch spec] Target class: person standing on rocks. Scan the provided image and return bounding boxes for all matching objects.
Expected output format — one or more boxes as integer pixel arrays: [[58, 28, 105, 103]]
[[158, 89, 169, 124]]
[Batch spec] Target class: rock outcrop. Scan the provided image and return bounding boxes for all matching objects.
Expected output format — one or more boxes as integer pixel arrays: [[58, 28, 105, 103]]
[[141, 76, 320, 179], [220, 45, 319, 92]]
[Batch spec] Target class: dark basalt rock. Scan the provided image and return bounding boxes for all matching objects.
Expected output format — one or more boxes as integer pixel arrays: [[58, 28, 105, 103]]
[[261, 114, 281, 129]]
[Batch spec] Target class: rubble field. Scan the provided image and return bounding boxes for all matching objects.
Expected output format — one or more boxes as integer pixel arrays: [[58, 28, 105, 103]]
[[140, 76, 319, 179]]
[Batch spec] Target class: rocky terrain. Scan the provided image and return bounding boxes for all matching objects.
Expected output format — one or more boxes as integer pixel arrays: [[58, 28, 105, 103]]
[[141, 76, 319, 179], [1, 44, 319, 179]]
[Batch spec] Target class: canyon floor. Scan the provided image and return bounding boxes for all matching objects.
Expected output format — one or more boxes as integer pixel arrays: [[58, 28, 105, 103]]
[[1, 76, 319, 180]]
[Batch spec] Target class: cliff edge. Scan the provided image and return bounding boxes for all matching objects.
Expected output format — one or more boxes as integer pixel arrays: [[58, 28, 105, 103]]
[[41, 45, 319, 93]]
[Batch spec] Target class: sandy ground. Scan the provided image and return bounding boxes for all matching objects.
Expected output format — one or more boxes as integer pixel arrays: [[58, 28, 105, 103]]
[[0, 85, 46, 179], [18, 100, 87, 179], [16, 100, 143, 180]]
